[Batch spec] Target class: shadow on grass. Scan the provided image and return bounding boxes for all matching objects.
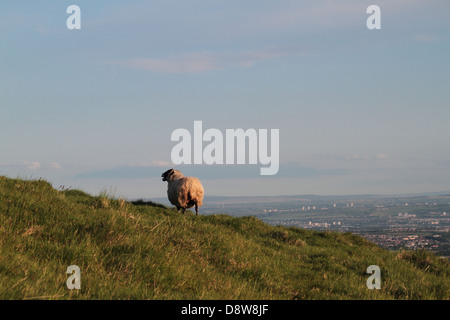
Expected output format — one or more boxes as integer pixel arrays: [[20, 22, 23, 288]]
[[131, 199, 167, 209]]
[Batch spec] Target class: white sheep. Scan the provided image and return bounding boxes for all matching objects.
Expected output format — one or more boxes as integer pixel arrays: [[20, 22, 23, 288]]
[[161, 169, 204, 215]]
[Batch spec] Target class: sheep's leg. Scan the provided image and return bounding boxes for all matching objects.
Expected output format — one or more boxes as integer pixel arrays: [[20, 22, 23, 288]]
[[195, 203, 198, 215], [182, 207, 186, 214]]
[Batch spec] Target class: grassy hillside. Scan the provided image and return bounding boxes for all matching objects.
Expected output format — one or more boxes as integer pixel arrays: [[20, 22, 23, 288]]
[[0, 176, 448, 299]]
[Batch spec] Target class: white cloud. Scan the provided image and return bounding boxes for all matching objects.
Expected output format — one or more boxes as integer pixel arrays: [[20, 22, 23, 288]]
[[23, 161, 41, 170]]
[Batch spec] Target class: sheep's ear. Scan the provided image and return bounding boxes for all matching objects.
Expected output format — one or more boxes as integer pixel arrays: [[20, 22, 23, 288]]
[[162, 168, 175, 177]]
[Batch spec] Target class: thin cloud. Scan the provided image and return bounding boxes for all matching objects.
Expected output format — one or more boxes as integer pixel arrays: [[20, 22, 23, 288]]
[[111, 48, 288, 74], [297, 153, 391, 170], [375, 153, 389, 160], [24, 161, 41, 170], [344, 154, 371, 161], [342, 154, 388, 161], [0, 161, 62, 171], [336, 154, 389, 161], [47, 162, 62, 170], [414, 34, 441, 43], [129, 160, 172, 168]]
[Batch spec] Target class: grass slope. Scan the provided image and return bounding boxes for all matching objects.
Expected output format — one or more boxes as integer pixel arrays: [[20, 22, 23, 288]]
[[0, 176, 448, 299]]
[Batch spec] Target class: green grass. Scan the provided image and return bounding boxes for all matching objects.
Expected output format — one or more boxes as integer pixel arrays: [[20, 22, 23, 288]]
[[0, 176, 448, 299]]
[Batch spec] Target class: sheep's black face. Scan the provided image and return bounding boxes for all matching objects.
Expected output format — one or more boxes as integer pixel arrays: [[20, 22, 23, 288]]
[[161, 169, 174, 181]]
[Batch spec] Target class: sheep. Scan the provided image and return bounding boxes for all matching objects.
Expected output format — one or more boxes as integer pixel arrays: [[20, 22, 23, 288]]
[[161, 168, 204, 215]]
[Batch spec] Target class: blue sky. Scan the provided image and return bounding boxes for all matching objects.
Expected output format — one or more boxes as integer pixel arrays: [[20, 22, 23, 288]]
[[1, 0, 450, 198]]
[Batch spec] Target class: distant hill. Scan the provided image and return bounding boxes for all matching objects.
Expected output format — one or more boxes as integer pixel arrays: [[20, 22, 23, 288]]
[[0, 176, 448, 299], [150, 192, 450, 207]]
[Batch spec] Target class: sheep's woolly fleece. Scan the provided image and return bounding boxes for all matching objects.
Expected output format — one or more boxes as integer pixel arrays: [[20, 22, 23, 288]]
[[161, 169, 204, 215]]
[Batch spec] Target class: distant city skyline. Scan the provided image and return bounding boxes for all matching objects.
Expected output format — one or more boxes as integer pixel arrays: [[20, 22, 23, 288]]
[[1, 1, 450, 198]]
